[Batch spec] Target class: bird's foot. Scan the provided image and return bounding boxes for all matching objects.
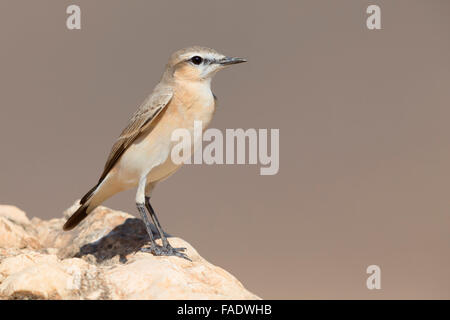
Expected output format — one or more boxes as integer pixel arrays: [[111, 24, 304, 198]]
[[139, 244, 164, 256], [162, 244, 190, 261], [140, 243, 190, 261]]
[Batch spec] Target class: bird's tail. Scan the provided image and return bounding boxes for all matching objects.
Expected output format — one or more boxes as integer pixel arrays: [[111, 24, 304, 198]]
[[63, 184, 98, 231]]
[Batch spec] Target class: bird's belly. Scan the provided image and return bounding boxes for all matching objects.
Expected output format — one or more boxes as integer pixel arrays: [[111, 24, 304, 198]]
[[113, 132, 174, 186], [146, 154, 181, 182]]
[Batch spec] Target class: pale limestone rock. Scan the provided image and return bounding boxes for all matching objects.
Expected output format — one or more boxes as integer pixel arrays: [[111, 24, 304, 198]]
[[0, 205, 40, 250], [0, 205, 30, 225], [0, 203, 259, 300], [0, 261, 73, 299]]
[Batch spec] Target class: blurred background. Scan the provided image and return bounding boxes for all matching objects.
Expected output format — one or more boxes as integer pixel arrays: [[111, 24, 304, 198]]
[[0, 0, 449, 299]]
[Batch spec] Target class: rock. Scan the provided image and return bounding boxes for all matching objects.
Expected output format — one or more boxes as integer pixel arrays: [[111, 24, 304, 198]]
[[0, 202, 259, 300], [0, 205, 40, 250], [0, 205, 31, 225]]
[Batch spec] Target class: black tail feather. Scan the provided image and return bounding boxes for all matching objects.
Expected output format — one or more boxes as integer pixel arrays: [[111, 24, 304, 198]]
[[80, 184, 98, 205], [63, 203, 89, 231], [64, 184, 99, 231]]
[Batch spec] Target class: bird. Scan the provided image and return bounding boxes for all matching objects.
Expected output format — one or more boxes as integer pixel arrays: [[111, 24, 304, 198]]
[[63, 46, 246, 259]]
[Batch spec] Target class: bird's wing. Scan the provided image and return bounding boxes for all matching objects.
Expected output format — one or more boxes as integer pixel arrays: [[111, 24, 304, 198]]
[[98, 84, 173, 184]]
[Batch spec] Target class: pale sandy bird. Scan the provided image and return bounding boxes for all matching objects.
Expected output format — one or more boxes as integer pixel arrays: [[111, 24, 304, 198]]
[[63, 46, 246, 259]]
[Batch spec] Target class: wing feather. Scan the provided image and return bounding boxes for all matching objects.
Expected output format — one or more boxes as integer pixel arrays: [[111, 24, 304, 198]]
[[97, 84, 173, 185]]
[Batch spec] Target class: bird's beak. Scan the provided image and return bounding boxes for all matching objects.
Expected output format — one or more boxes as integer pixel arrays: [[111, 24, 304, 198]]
[[218, 57, 247, 66]]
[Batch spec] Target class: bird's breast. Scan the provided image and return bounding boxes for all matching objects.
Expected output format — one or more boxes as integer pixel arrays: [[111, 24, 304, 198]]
[[172, 81, 216, 126]]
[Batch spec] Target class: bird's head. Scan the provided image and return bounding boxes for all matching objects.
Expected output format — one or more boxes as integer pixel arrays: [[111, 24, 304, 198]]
[[164, 46, 246, 82]]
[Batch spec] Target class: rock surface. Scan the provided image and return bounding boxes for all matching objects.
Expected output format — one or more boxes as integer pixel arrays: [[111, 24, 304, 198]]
[[0, 202, 259, 300]]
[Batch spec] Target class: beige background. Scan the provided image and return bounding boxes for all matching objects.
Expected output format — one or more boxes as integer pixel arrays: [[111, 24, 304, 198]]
[[1, 0, 449, 299]]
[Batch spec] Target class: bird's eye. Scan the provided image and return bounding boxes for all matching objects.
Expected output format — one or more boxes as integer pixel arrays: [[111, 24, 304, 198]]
[[190, 56, 203, 65]]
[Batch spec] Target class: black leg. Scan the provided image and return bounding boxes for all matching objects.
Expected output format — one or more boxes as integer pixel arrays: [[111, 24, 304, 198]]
[[136, 202, 162, 255], [145, 196, 189, 260], [145, 196, 170, 247]]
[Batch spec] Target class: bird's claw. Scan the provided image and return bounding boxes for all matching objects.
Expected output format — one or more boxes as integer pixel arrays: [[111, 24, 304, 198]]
[[140, 244, 190, 261]]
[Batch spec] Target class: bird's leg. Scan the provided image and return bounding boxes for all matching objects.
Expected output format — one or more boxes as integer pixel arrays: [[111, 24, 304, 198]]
[[136, 202, 162, 255], [136, 176, 164, 255], [145, 196, 188, 260], [144, 196, 169, 247]]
